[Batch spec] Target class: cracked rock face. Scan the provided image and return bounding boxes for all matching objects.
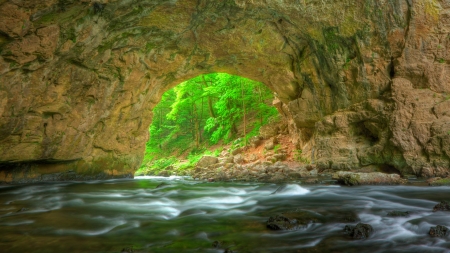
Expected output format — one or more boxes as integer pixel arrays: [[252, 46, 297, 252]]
[[0, 0, 449, 182]]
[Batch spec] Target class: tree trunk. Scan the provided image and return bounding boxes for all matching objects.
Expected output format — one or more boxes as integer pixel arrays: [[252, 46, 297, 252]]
[[241, 80, 247, 145], [192, 102, 200, 148], [201, 75, 216, 118], [257, 85, 263, 125]]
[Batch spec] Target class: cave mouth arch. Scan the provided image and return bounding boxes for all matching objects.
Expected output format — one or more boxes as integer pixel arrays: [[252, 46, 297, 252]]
[[0, 0, 429, 183], [136, 72, 279, 176]]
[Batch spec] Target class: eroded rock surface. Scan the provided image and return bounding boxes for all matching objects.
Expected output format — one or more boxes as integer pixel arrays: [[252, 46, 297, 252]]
[[0, 0, 450, 182], [332, 171, 407, 186]]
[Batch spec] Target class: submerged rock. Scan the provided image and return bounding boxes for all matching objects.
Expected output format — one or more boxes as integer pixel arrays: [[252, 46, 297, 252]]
[[16, 207, 29, 212], [429, 225, 448, 237], [433, 201, 450, 212], [266, 215, 298, 230], [323, 210, 360, 223], [344, 223, 373, 239], [121, 247, 134, 253], [155, 182, 169, 189], [332, 172, 406, 186], [212, 241, 234, 253], [387, 211, 410, 217], [212, 241, 222, 248]]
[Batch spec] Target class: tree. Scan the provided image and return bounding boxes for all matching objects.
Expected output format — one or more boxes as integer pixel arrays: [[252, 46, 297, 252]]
[[145, 73, 278, 160]]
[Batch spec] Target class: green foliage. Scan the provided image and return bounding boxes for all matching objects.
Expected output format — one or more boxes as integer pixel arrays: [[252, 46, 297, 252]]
[[135, 156, 178, 175], [294, 149, 310, 164], [273, 144, 281, 153], [343, 57, 351, 69], [139, 73, 278, 173], [153, 157, 178, 170]]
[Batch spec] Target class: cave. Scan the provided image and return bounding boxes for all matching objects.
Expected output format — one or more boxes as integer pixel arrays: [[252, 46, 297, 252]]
[[0, 0, 449, 182]]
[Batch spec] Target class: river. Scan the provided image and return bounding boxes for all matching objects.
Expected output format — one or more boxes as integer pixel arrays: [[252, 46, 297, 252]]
[[0, 176, 449, 253]]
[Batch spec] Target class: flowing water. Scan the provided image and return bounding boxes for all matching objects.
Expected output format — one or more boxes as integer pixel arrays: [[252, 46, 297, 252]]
[[0, 176, 449, 253]]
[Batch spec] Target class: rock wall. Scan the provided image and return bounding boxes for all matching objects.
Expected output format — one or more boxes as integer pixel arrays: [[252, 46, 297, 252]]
[[0, 0, 449, 182]]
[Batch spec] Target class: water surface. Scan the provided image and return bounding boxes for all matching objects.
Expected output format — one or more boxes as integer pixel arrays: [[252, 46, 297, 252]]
[[0, 176, 449, 252]]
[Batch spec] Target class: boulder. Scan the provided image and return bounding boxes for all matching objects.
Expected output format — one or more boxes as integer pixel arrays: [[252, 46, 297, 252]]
[[196, 156, 219, 168], [233, 154, 244, 164], [344, 223, 373, 239], [259, 122, 280, 139], [266, 215, 298, 230], [250, 136, 263, 148], [266, 210, 322, 231], [332, 172, 407, 186], [220, 150, 230, 157], [231, 147, 243, 155], [157, 170, 169, 177], [219, 157, 234, 164], [264, 137, 278, 150], [429, 225, 448, 237], [433, 201, 450, 212], [273, 154, 286, 161], [247, 154, 258, 162], [420, 167, 450, 179], [427, 177, 450, 186]]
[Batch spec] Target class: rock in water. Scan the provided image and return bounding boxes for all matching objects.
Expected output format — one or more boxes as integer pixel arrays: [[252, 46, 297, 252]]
[[266, 215, 298, 230], [212, 241, 222, 248], [332, 172, 407, 186], [121, 247, 133, 253], [433, 201, 450, 212], [266, 210, 322, 231], [387, 211, 410, 217], [16, 207, 29, 212], [429, 225, 448, 237], [344, 223, 373, 239]]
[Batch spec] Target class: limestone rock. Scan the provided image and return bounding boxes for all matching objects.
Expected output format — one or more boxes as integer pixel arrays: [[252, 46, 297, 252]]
[[428, 177, 450, 186], [249, 136, 263, 148], [332, 172, 407, 186], [259, 122, 280, 139], [219, 157, 234, 164], [0, 0, 450, 182], [231, 147, 243, 156], [196, 156, 219, 168], [264, 137, 278, 151], [233, 154, 243, 164]]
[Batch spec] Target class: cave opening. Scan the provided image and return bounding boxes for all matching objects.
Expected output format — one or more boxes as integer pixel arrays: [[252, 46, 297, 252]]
[[136, 72, 279, 176]]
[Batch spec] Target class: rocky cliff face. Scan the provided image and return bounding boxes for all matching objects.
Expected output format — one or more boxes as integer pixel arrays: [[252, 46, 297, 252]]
[[0, 0, 449, 183]]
